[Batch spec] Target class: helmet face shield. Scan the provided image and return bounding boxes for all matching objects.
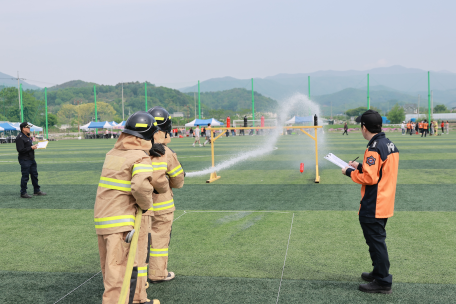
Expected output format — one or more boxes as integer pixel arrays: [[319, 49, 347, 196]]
[[122, 111, 158, 140], [148, 106, 172, 134]]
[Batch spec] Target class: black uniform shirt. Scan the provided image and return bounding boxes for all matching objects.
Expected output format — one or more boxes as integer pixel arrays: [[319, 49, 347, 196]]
[[16, 132, 35, 160]]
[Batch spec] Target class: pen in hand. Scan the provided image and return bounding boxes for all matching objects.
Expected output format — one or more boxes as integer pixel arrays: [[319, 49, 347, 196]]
[[352, 156, 359, 162]]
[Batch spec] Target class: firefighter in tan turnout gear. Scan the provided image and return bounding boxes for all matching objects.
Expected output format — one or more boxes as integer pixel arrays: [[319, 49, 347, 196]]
[[147, 106, 185, 283], [94, 111, 160, 304]]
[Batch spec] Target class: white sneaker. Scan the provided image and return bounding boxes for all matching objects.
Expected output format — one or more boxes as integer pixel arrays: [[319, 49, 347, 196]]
[[192, 144, 195, 147], [199, 144, 203, 147]]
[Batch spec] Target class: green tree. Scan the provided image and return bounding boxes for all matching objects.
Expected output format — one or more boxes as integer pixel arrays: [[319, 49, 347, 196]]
[[345, 106, 382, 117], [386, 104, 405, 124], [434, 104, 448, 113]]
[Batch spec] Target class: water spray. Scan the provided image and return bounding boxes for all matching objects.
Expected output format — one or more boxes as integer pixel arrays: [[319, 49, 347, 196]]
[[186, 93, 325, 179]]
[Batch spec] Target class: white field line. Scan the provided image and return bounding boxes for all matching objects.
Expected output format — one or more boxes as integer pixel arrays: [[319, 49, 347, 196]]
[[276, 213, 295, 304], [52, 271, 101, 304], [173, 210, 187, 222], [186, 210, 290, 214]]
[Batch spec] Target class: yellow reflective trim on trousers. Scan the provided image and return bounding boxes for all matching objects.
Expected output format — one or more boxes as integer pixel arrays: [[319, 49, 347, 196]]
[[167, 165, 182, 175], [153, 199, 174, 211], [150, 248, 168, 256], [99, 177, 131, 192], [132, 164, 153, 177], [94, 215, 135, 229], [138, 266, 148, 276], [169, 168, 183, 178]]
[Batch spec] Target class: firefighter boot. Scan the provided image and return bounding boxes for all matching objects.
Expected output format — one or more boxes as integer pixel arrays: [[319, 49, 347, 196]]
[[361, 272, 375, 282], [359, 280, 392, 294], [150, 271, 175, 284]]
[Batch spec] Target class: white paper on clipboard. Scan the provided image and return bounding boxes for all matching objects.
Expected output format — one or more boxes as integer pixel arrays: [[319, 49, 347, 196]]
[[36, 141, 49, 149], [324, 153, 355, 169]]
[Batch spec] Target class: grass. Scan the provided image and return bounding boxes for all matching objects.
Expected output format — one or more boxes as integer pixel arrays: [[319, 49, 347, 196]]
[[0, 131, 455, 303]]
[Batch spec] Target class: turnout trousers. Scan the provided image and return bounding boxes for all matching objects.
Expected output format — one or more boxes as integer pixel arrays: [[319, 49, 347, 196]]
[[98, 217, 150, 304], [360, 217, 392, 287], [18, 159, 40, 195], [148, 212, 174, 281]]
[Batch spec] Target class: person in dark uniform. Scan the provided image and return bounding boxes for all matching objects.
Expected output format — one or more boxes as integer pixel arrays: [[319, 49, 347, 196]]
[[240, 115, 247, 136], [16, 122, 47, 198], [342, 122, 348, 135], [342, 110, 399, 294]]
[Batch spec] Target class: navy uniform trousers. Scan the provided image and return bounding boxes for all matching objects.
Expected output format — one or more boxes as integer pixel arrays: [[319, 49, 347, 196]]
[[360, 217, 393, 287], [19, 159, 40, 195]]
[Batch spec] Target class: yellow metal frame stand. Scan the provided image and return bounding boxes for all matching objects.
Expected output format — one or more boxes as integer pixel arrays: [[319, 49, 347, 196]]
[[206, 126, 322, 183]]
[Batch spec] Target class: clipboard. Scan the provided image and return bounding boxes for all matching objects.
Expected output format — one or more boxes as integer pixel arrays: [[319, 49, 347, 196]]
[[36, 141, 49, 149]]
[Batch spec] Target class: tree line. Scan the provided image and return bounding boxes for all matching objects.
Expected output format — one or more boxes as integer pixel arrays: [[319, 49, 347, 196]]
[[0, 81, 278, 127]]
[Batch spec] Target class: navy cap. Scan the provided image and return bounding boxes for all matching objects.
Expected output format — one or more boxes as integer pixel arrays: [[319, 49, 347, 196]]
[[20, 122, 32, 130], [355, 110, 382, 133]]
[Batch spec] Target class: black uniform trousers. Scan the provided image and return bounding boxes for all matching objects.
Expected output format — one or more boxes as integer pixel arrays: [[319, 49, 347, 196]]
[[19, 159, 40, 195], [359, 217, 392, 287]]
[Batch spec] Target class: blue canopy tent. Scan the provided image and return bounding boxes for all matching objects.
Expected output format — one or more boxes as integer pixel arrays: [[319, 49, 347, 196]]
[[87, 121, 114, 129], [185, 118, 224, 127], [0, 123, 18, 131], [381, 116, 391, 124], [80, 121, 114, 130]]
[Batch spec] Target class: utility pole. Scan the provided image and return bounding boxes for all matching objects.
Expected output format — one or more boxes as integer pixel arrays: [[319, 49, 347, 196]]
[[308, 76, 311, 116], [418, 95, 420, 120], [194, 92, 196, 119], [45, 88, 48, 139], [12, 72, 26, 121], [74, 99, 81, 137], [20, 84, 24, 122], [428, 71, 431, 124], [122, 82, 124, 121], [367, 73, 370, 110], [431, 90, 433, 118], [198, 80, 201, 119], [145, 82, 148, 111], [330, 101, 332, 119], [252, 78, 255, 127]]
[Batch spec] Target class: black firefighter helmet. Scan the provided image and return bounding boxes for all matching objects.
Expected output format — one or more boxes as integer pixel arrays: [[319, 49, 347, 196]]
[[122, 111, 158, 140], [147, 106, 172, 133]]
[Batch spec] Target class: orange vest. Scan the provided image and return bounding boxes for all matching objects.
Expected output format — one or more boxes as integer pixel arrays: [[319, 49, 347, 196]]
[[423, 123, 428, 129], [407, 123, 411, 129]]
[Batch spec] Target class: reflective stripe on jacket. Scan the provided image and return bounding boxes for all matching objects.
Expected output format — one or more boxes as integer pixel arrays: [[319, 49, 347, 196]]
[[346, 132, 399, 219], [148, 143, 185, 215], [94, 134, 154, 235]]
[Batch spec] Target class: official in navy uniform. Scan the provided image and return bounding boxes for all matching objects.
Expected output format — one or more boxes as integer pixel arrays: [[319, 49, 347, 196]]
[[15, 122, 46, 198]]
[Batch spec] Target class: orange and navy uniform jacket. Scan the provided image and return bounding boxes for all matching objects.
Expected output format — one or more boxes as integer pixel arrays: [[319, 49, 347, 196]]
[[346, 132, 399, 219], [418, 122, 423, 129], [423, 122, 428, 130], [406, 123, 411, 130]]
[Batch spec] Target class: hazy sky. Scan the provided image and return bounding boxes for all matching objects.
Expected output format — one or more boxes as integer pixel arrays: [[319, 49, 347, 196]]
[[1, 0, 455, 88]]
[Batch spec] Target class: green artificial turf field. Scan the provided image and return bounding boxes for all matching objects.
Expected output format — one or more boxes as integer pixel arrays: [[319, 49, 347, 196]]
[[1, 130, 455, 303]]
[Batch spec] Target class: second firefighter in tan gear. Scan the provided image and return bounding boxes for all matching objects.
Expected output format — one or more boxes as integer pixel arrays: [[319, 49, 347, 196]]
[[148, 130, 185, 282]]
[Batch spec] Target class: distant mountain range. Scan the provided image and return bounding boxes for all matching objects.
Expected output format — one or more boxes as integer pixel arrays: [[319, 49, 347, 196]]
[[180, 66, 456, 110], [0, 72, 41, 90], [2, 66, 456, 118]]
